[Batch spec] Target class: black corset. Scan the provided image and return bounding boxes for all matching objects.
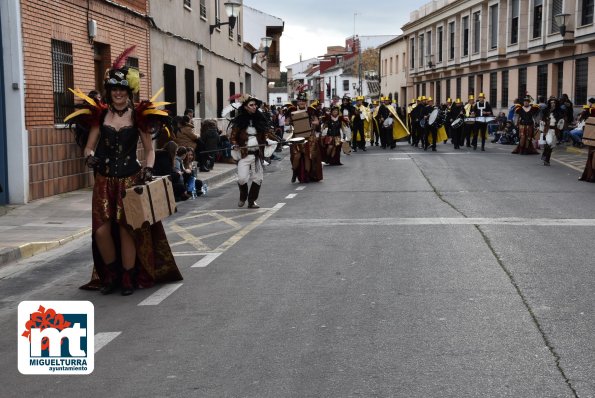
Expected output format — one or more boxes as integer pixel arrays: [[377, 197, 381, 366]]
[[95, 124, 141, 177]]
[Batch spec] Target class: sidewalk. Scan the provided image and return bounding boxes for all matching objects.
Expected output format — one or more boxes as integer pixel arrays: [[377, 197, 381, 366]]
[[0, 163, 237, 266]]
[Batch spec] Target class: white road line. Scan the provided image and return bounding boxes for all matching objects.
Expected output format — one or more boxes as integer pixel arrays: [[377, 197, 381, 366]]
[[295, 186, 306, 191], [388, 158, 413, 160], [191, 252, 222, 268], [270, 217, 595, 227], [138, 283, 184, 306], [94, 332, 121, 353], [285, 193, 297, 199]]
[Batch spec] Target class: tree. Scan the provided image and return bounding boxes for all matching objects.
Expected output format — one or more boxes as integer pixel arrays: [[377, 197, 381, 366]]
[[354, 48, 379, 79]]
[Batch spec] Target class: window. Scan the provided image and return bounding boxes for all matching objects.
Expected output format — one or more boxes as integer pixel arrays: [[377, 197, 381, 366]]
[[551, 0, 563, 34], [537, 64, 548, 99], [576, 58, 588, 105], [214, 0, 221, 25], [426, 30, 432, 60], [583, 0, 594, 25], [462, 16, 469, 56], [436, 82, 441, 104], [395, 55, 399, 73], [437, 27, 443, 62], [410, 38, 415, 69], [163, 64, 177, 116], [216, 78, 223, 119], [51, 40, 74, 124], [390, 57, 393, 74], [490, 72, 497, 105], [518, 67, 527, 100], [472, 11, 480, 54], [456, 77, 461, 99], [533, 0, 543, 38], [200, 0, 206, 18], [468, 75, 475, 96], [449, 21, 455, 60], [555, 62, 563, 97], [446, 78, 451, 100], [419, 34, 424, 67], [490, 4, 498, 49], [343, 80, 350, 91], [511, 0, 519, 44], [184, 0, 191, 8], [501, 70, 509, 107]]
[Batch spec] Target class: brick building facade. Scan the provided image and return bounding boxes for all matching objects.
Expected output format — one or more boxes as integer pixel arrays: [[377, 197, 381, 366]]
[[21, 0, 151, 200]]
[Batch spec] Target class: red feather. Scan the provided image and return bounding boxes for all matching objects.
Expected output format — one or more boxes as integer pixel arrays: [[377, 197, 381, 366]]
[[229, 93, 242, 101], [112, 46, 137, 70]]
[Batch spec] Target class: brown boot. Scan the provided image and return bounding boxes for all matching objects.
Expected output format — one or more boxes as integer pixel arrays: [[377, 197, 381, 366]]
[[248, 183, 261, 209], [238, 183, 248, 207], [100, 261, 120, 295]]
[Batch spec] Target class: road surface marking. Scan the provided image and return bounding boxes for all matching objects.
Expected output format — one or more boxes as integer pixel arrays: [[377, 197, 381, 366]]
[[295, 186, 306, 191], [138, 283, 184, 306], [270, 217, 595, 227], [191, 252, 222, 268], [94, 332, 121, 353], [285, 193, 297, 199], [215, 203, 285, 252]]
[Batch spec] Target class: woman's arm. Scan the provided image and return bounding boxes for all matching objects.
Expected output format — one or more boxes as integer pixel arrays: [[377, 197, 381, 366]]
[[84, 125, 100, 158], [140, 130, 155, 168]]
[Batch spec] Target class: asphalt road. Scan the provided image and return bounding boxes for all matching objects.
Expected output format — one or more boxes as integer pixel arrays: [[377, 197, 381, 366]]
[[1, 142, 594, 398]]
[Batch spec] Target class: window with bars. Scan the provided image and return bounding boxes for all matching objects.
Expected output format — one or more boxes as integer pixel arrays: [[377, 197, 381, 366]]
[[490, 4, 498, 49], [437, 27, 443, 63], [551, 0, 563, 34], [501, 70, 509, 107], [537, 64, 548, 100], [51, 40, 74, 124], [490, 72, 497, 105], [449, 22, 455, 60], [200, 0, 206, 18], [472, 12, 480, 54], [576, 58, 588, 105], [555, 62, 563, 97], [582, 0, 594, 25], [462, 16, 469, 57], [511, 0, 519, 44], [518, 67, 527, 100], [184, 0, 191, 8], [533, 0, 543, 38]]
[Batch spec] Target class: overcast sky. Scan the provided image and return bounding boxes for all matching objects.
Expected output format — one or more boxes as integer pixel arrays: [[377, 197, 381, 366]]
[[243, 0, 425, 71]]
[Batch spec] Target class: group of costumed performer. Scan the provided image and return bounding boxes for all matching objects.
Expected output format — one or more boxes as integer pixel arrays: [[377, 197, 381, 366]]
[[351, 96, 373, 152], [288, 91, 324, 183], [65, 46, 182, 296], [229, 94, 280, 208]]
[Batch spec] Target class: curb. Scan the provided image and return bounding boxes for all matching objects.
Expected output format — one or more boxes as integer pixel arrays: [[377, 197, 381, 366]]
[[0, 166, 238, 268]]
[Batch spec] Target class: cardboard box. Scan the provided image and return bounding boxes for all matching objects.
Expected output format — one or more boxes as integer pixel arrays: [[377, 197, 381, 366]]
[[583, 117, 595, 147], [122, 176, 176, 230], [292, 110, 311, 137]]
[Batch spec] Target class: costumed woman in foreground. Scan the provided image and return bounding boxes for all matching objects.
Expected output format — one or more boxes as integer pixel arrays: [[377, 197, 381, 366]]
[[229, 94, 278, 208], [66, 46, 182, 296]]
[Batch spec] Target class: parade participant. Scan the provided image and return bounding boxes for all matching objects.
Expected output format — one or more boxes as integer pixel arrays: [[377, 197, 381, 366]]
[[230, 94, 278, 208], [66, 46, 182, 296], [351, 96, 371, 152], [289, 91, 323, 183], [578, 99, 595, 181], [463, 94, 476, 148], [370, 99, 380, 146], [406, 98, 417, 145], [321, 105, 345, 165], [540, 96, 565, 166], [471, 92, 492, 151], [444, 98, 453, 144], [423, 97, 444, 151], [375, 96, 393, 149], [410, 96, 426, 147], [448, 98, 465, 149], [512, 96, 541, 155]]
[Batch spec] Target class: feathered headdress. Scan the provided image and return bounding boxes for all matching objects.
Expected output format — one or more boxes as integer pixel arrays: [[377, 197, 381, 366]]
[[64, 88, 107, 148], [104, 46, 140, 94]]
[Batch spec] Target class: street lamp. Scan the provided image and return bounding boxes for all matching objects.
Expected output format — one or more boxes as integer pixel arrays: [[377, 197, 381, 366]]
[[554, 13, 572, 37], [251, 36, 273, 58], [209, 0, 241, 34]]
